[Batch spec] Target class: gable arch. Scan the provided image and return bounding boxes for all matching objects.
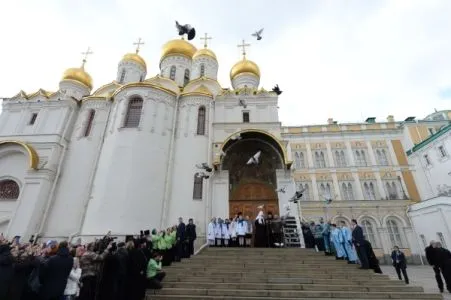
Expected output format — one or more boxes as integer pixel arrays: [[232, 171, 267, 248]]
[[331, 214, 352, 225], [382, 213, 408, 227], [357, 214, 382, 227], [0, 141, 39, 170]]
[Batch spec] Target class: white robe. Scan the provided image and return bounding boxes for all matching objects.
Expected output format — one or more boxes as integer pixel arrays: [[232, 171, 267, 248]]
[[207, 222, 215, 241], [236, 220, 248, 236], [214, 223, 222, 239], [230, 221, 237, 238], [222, 223, 230, 239]]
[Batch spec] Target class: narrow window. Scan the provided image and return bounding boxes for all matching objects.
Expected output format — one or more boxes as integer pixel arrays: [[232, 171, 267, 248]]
[[119, 69, 126, 83], [29, 113, 38, 125], [437, 232, 447, 248], [0, 180, 20, 199], [193, 175, 203, 199], [124, 97, 143, 128], [419, 234, 427, 248], [347, 183, 354, 200], [184, 69, 190, 86], [200, 64, 205, 77], [387, 219, 403, 247], [428, 128, 435, 135], [361, 150, 367, 166], [196, 106, 206, 135], [83, 109, 96, 137], [303, 184, 310, 200], [424, 154, 432, 166], [361, 219, 377, 247], [438, 146, 447, 158], [242, 111, 250, 123], [295, 152, 301, 169], [169, 66, 176, 80]]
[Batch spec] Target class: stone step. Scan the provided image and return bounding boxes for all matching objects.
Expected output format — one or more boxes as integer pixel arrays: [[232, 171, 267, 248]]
[[165, 269, 378, 276], [149, 296, 434, 300], [151, 288, 442, 299], [185, 258, 347, 264], [162, 282, 423, 293], [167, 274, 389, 280]]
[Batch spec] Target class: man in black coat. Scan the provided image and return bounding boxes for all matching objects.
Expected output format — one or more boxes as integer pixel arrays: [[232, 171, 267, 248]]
[[435, 242, 451, 293], [186, 218, 197, 258], [176, 217, 186, 261], [0, 243, 13, 299], [425, 240, 444, 293], [351, 219, 369, 269], [38, 241, 74, 300], [391, 246, 409, 284]]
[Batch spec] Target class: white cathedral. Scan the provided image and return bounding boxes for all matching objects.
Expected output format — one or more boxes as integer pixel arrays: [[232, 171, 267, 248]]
[[1, 35, 450, 261]]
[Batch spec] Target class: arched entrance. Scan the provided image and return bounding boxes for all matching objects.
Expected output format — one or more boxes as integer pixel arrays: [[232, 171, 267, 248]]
[[221, 130, 289, 219]]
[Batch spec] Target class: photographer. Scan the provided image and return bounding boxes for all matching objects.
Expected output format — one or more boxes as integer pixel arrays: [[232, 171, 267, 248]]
[[146, 252, 166, 290]]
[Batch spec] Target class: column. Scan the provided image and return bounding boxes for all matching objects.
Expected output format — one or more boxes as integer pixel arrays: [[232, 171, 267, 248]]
[[211, 170, 229, 222], [377, 227, 393, 258], [326, 143, 335, 168], [311, 175, 319, 201], [305, 143, 314, 168], [352, 173, 364, 200], [366, 141, 377, 166], [386, 140, 398, 166], [395, 170, 409, 199], [374, 172, 387, 200], [345, 141, 356, 166], [331, 173, 341, 200]]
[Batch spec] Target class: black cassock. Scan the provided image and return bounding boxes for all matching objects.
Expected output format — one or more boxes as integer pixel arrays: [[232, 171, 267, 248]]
[[126, 248, 148, 300], [254, 218, 267, 248]]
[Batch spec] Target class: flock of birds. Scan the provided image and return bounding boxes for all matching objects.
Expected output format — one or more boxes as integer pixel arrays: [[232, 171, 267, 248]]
[[175, 21, 283, 97]]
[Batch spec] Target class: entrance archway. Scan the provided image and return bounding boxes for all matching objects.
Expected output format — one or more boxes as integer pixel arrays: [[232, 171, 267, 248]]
[[221, 130, 286, 219]]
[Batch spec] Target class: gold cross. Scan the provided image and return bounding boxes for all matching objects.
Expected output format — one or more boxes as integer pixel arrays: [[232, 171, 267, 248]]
[[200, 33, 213, 48], [133, 38, 145, 54], [81, 47, 93, 67], [237, 39, 251, 58]]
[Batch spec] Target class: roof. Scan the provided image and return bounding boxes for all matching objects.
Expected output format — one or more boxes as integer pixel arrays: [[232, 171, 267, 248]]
[[406, 122, 451, 156]]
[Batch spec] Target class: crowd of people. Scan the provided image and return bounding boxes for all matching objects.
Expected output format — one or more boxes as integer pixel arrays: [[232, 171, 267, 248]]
[[207, 211, 284, 248], [0, 217, 197, 300]]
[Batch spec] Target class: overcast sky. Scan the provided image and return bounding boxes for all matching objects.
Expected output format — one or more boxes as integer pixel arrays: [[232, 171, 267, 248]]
[[1, 0, 450, 125]]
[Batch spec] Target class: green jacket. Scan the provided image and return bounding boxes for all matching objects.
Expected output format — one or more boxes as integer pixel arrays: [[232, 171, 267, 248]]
[[146, 259, 162, 278], [151, 234, 161, 250]]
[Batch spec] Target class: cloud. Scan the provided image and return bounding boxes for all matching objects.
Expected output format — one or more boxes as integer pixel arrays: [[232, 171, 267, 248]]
[[1, 0, 450, 125]]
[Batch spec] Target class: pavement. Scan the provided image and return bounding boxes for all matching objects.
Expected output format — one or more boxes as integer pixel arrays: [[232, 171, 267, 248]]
[[381, 265, 451, 300]]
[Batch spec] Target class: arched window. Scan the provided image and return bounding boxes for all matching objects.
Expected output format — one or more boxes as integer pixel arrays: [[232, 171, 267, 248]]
[[335, 150, 347, 167], [387, 219, 403, 247], [377, 149, 389, 166], [369, 182, 376, 199], [119, 69, 126, 83], [200, 64, 205, 77], [196, 106, 206, 135], [386, 181, 399, 200], [0, 180, 20, 199], [320, 183, 332, 198], [124, 97, 143, 128], [361, 219, 377, 247], [303, 184, 310, 200], [363, 182, 376, 200], [361, 150, 367, 166], [315, 151, 326, 168], [193, 175, 203, 199], [391, 182, 398, 199], [184, 69, 190, 86], [295, 152, 301, 169], [169, 66, 176, 81], [347, 183, 354, 200], [83, 109, 96, 137], [341, 182, 354, 200]]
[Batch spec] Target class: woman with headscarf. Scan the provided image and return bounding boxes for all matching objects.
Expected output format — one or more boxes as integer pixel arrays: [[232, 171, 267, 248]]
[[254, 211, 267, 248]]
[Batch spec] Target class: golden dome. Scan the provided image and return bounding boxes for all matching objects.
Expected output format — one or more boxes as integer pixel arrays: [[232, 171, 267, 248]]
[[161, 39, 197, 61], [61, 66, 93, 90], [122, 53, 147, 69], [193, 48, 217, 60], [230, 58, 260, 80]]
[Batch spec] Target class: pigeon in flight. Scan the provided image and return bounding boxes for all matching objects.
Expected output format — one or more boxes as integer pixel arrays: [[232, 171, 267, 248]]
[[252, 28, 264, 40], [246, 151, 261, 165], [196, 163, 213, 172], [196, 172, 209, 179], [275, 186, 286, 193], [289, 188, 305, 203], [321, 193, 335, 205], [272, 84, 283, 95], [175, 21, 196, 40], [257, 204, 264, 209], [239, 99, 247, 108]]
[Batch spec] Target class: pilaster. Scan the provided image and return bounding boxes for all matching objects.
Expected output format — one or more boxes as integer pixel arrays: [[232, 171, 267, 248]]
[[345, 141, 356, 166], [366, 141, 377, 166], [211, 170, 229, 221], [352, 173, 364, 200], [331, 173, 341, 200], [326, 142, 335, 168], [306, 143, 314, 168], [374, 172, 387, 200], [311, 174, 319, 201]]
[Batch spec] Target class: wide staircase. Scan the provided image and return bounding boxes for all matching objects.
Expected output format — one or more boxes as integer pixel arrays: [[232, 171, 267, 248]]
[[149, 247, 443, 300]]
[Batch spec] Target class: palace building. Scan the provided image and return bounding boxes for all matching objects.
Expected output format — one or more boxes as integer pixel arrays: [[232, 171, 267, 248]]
[[0, 35, 448, 262]]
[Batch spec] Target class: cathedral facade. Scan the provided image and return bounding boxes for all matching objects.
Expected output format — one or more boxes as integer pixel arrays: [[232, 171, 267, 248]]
[[0, 36, 447, 262]]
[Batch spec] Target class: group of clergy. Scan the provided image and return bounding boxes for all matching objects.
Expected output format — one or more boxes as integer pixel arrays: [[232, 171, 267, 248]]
[[207, 211, 284, 248]]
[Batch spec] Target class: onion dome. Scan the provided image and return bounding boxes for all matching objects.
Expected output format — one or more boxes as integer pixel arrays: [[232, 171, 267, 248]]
[[230, 58, 260, 80], [193, 48, 217, 60], [61, 66, 93, 90], [161, 39, 197, 61], [121, 53, 147, 70]]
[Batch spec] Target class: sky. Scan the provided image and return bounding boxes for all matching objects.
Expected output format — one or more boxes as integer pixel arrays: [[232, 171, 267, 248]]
[[0, 0, 450, 126]]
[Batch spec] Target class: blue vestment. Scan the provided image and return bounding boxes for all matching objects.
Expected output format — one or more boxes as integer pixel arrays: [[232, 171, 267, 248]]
[[331, 228, 346, 258], [341, 226, 357, 262]]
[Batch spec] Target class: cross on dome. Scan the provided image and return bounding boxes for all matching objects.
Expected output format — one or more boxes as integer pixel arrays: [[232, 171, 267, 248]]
[[237, 39, 251, 58], [81, 47, 93, 68], [133, 38, 145, 54], [200, 33, 213, 48]]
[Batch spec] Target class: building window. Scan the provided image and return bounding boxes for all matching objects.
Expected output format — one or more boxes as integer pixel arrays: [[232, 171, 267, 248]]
[[385, 181, 399, 200], [298, 183, 311, 200], [428, 128, 435, 135], [184, 69, 190, 86], [314, 151, 326, 168], [83, 109, 96, 137], [363, 182, 377, 200], [242, 111, 250, 123], [295, 152, 305, 169], [424, 154, 432, 166], [341, 182, 355, 200], [119, 69, 126, 83], [355, 150, 367, 166], [29, 113, 38, 125], [0, 180, 20, 199], [319, 183, 332, 198], [334, 150, 347, 167], [124, 97, 143, 128], [193, 175, 203, 199], [438, 146, 447, 158], [169, 66, 176, 80], [361, 219, 377, 247], [376, 149, 389, 166], [200, 64, 205, 77], [196, 106, 206, 135], [419, 234, 427, 248], [387, 219, 403, 247], [437, 232, 447, 248]]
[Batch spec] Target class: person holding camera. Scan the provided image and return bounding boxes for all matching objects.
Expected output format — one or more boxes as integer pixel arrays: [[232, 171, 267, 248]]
[[146, 252, 166, 289]]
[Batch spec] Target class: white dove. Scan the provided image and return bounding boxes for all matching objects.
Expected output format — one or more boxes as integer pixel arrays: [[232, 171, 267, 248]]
[[246, 151, 261, 165], [252, 28, 264, 40]]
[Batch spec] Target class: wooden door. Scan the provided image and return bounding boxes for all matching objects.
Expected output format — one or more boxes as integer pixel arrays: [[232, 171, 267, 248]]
[[229, 182, 279, 219]]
